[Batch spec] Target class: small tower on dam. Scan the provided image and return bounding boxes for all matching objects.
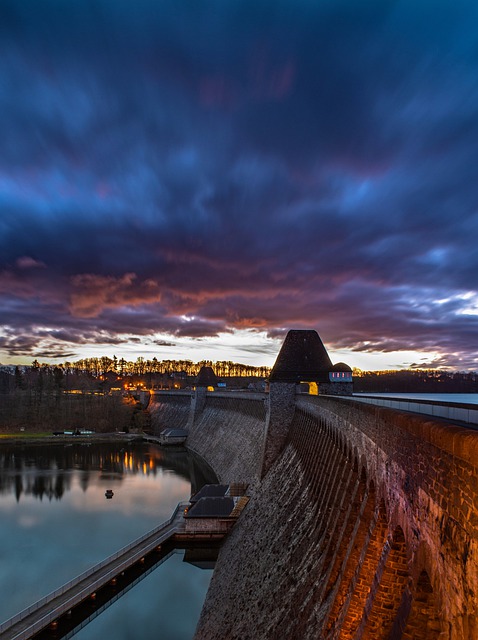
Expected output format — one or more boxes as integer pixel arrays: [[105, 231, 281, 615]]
[[187, 365, 218, 430], [262, 329, 352, 476], [267, 329, 353, 396]]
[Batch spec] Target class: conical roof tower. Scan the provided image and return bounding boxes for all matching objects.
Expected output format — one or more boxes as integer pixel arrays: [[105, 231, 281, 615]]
[[269, 330, 333, 383], [195, 366, 218, 388]]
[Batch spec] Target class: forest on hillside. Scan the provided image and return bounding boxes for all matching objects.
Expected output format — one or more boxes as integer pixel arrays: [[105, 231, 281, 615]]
[[2, 359, 478, 393], [1, 360, 477, 410], [1, 363, 477, 434], [0, 366, 143, 433], [19, 355, 271, 379]]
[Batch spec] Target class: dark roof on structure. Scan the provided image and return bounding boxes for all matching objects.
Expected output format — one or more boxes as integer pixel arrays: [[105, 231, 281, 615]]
[[331, 362, 352, 372], [186, 496, 235, 518], [190, 484, 229, 503], [195, 366, 218, 387], [270, 329, 334, 383]]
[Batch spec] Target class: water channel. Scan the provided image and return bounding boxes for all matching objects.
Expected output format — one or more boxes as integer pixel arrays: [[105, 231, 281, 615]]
[[0, 439, 217, 639]]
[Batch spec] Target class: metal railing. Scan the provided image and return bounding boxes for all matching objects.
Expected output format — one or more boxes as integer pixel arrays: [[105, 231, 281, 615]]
[[0, 502, 187, 639], [333, 395, 478, 427], [1, 499, 236, 640]]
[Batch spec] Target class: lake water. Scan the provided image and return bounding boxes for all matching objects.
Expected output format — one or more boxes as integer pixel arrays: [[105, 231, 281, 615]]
[[0, 440, 216, 639], [354, 393, 478, 405]]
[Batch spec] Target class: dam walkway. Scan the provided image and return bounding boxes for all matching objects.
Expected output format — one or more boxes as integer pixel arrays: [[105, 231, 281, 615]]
[[0, 502, 230, 640], [340, 393, 478, 428]]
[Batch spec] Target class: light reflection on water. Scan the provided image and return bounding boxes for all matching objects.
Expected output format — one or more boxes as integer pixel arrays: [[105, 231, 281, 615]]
[[0, 440, 215, 638]]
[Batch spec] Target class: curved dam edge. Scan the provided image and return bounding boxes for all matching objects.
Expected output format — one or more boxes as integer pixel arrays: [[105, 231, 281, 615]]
[[149, 390, 478, 639], [149, 390, 267, 484]]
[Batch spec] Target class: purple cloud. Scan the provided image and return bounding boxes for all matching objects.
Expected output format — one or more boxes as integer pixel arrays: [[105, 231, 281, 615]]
[[1, 0, 478, 368]]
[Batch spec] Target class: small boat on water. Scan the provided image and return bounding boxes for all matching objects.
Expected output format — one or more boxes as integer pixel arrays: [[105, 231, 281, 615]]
[[105, 489, 114, 499]]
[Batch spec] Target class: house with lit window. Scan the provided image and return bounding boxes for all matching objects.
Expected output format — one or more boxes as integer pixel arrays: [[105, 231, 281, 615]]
[[328, 362, 353, 382]]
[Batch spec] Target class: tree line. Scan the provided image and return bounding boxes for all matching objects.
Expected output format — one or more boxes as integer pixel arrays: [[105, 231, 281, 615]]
[[2, 360, 477, 399], [25, 356, 271, 379], [0, 365, 140, 433]]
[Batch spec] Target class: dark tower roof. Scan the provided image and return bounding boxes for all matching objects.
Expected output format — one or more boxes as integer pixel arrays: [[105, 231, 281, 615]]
[[270, 330, 333, 383], [331, 362, 352, 372], [196, 366, 218, 387]]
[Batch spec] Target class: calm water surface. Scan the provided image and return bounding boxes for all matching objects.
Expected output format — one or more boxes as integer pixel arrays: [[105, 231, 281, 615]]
[[354, 393, 478, 405], [0, 440, 216, 638]]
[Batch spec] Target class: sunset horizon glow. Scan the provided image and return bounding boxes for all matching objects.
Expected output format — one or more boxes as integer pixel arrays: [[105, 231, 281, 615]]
[[0, 328, 456, 374]]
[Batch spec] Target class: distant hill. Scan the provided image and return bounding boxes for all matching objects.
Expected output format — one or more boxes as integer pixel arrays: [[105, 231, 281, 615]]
[[0, 365, 15, 373], [353, 369, 478, 394]]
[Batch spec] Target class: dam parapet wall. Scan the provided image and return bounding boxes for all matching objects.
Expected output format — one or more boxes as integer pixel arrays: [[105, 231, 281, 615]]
[[148, 330, 478, 639], [149, 390, 192, 432], [187, 392, 267, 484], [149, 390, 267, 484], [194, 392, 478, 639]]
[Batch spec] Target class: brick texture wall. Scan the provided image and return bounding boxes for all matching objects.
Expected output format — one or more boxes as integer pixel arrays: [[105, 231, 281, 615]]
[[187, 393, 267, 484], [149, 391, 191, 431], [193, 392, 478, 639]]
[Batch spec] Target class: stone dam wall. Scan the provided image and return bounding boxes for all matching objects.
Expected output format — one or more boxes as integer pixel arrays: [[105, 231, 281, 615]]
[[149, 391, 267, 484], [149, 389, 478, 638], [187, 392, 267, 484], [149, 391, 191, 431]]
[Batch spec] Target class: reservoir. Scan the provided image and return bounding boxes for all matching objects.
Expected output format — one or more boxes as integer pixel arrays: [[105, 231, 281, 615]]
[[0, 439, 216, 639], [354, 392, 478, 405]]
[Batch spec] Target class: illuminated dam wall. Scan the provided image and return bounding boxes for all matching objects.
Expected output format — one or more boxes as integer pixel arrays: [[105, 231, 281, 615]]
[[149, 389, 478, 639]]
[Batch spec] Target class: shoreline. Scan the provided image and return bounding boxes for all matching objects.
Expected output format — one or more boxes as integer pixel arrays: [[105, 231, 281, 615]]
[[0, 431, 148, 445]]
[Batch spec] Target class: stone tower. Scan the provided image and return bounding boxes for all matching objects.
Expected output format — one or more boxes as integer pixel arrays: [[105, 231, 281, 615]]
[[187, 365, 218, 430], [262, 329, 351, 476]]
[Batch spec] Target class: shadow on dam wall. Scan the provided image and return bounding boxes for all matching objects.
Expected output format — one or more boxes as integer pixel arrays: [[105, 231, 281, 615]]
[[177, 392, 478, 640], [150, 391, 267, 485], [148, 326, 478, 640], [149, 390, 192, 431]]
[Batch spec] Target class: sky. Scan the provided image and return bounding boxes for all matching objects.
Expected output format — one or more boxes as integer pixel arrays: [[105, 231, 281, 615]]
[[1, 0, 478, 372]]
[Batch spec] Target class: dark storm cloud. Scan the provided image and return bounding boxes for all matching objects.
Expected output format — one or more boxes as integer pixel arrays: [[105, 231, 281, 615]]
[[1, 0, 478, 367]]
